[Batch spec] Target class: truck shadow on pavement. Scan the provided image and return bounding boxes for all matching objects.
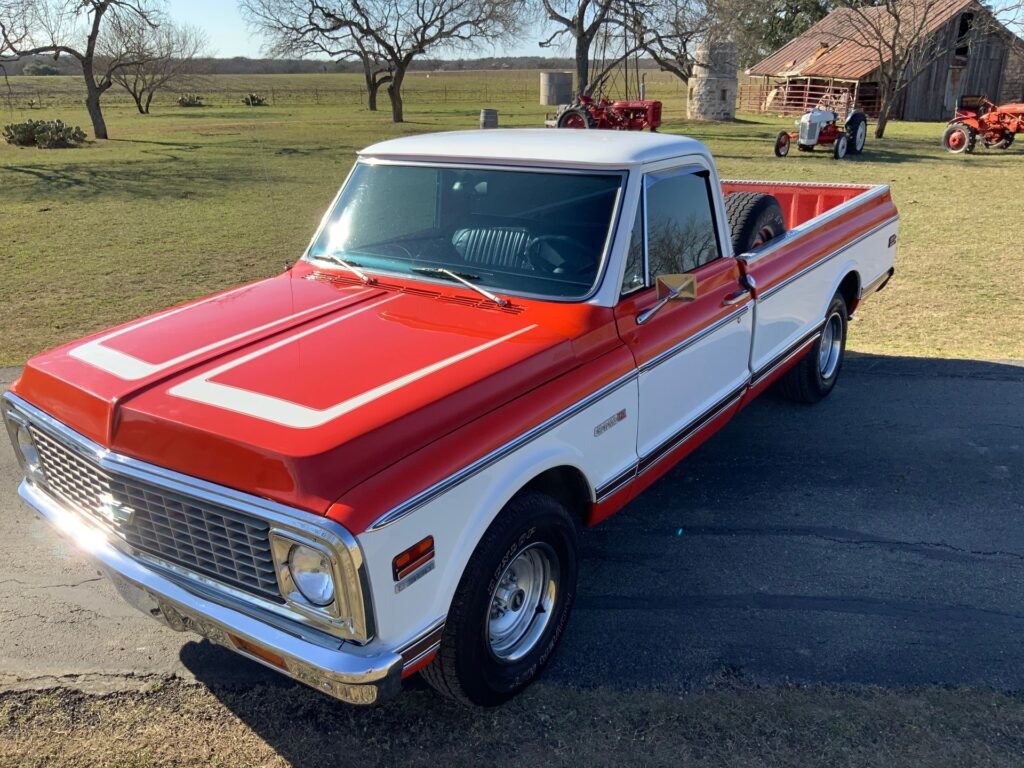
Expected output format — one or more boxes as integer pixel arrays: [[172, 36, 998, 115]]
[[179, 352, 1024, 737]]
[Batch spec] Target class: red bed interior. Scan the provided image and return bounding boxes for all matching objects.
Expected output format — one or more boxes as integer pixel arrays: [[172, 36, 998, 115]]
[[722, 181, 870, 230]]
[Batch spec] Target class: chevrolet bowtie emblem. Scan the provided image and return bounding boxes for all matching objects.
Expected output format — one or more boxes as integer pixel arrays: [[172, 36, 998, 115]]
[[97, 493, 135, 527]]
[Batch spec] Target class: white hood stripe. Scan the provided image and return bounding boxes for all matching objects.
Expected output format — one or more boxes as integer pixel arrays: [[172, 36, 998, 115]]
[[70, 286, 374, 381], [169, 306, 537, 429]]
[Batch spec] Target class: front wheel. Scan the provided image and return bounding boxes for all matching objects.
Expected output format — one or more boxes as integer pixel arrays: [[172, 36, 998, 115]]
[[832, 133, 848, 159], [774, 131, 791, 157], [420, 492, 579, 706], [943, 123, 976, 153], [776, 293, 848, 404]]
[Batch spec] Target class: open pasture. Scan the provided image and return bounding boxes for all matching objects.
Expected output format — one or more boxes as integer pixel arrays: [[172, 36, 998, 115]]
[[1, 70, 1022, 365]]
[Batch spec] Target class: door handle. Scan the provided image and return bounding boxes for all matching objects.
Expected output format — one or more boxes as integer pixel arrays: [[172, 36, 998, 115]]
[[722, 289, 749, 306]]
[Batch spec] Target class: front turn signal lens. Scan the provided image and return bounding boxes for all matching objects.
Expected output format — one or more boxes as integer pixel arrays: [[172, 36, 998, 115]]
[[393, 536, 435, 581]]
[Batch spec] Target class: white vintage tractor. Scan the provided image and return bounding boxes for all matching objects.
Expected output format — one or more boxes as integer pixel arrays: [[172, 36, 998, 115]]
[[774, 109, 868, 159]]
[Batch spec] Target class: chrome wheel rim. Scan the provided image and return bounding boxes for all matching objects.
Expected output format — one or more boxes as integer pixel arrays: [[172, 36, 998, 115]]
[[487, 543, 560, 662], [818, 312, 843, 379]]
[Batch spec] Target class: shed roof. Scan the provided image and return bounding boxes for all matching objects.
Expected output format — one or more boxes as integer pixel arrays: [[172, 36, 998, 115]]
[[748, 0, 976, 80]]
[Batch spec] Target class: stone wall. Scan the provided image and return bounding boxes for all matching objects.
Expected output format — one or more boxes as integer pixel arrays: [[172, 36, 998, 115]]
[[688, 42, 738, 121], [999, 45, 1024, 103]]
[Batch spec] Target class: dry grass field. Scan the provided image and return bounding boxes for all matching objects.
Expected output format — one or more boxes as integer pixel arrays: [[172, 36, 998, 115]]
[[2, 70, 1022, 364]]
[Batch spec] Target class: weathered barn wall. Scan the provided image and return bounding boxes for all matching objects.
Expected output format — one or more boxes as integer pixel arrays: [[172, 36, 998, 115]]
[[999, 45, 1024, 102], [900, 14, 1009, 121]]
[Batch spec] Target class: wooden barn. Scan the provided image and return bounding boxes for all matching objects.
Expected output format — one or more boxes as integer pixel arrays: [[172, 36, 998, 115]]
[[743, 0, 1024, 121]]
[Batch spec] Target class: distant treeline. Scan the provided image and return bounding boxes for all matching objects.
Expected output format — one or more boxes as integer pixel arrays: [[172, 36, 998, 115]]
[[3, 54, 663, 77]]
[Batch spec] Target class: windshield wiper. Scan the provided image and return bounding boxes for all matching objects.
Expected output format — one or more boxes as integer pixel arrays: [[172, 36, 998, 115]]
[[316, 253, 375, 285], [413, 267, 508, 307]]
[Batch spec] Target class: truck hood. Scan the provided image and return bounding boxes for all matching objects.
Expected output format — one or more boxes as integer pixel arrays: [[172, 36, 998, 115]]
[[12, 268, 603, 516]]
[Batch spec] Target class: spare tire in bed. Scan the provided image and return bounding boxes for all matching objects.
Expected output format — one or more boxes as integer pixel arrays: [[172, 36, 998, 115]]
[[725, 192, 786, 254]]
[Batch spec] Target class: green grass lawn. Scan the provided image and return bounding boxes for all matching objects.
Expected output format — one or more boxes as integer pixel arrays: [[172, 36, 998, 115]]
[[2, 71, 1022, 365]]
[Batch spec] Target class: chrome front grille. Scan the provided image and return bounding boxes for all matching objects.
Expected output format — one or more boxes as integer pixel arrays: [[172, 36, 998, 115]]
[[29, 425, 282, 602]]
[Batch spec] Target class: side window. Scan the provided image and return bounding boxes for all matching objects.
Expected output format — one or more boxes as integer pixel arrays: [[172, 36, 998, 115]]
[[621, 202, 645, 294], [645, 171, 721, 276]]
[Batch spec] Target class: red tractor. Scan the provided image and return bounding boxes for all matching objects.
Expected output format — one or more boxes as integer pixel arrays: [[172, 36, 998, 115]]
[[943, 98, 1024, 153], [555, 95, 662, 131]]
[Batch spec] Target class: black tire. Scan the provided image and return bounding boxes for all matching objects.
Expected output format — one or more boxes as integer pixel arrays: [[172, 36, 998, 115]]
[[845, 111, 867, 154], [420, 492, 579, 707], [983, 131, 1014, 150], [774, 131, 791, 157], [725, 192, 787, 254], [776, 293, 848, 404], [556, 107, 596, 129], [942, 123, 976, 154], [832, 133, 848, 159]]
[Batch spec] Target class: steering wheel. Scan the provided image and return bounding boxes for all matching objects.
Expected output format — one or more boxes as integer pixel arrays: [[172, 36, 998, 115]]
[[523, 235, 593, 276]]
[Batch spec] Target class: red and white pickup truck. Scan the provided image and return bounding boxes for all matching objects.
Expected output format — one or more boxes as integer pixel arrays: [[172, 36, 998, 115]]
[[3, 130, 897, 706]]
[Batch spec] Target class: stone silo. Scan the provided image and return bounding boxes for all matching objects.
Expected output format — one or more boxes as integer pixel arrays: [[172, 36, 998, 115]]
[[687, 41, 738, 121]]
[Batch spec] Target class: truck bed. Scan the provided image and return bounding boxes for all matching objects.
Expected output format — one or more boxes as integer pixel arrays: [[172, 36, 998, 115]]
[[722, 180, 880, 231]]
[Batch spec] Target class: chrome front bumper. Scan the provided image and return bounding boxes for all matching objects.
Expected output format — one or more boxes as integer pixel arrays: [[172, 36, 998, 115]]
[[20, 479, 403, 705]]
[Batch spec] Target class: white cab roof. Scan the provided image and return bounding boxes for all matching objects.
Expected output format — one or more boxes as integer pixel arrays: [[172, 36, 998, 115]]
[[360, 129, 709, 169]]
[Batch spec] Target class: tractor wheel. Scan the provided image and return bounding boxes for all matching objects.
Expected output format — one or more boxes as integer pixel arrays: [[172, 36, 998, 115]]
[[942, 123, 976, 154], [983, 130, 1014, 150], [557, 107, 596, 129], [832, 133, 848, 159], [774, 131, 791, 157], [725, 192, 786, 254], [845, 111, 867, 154]]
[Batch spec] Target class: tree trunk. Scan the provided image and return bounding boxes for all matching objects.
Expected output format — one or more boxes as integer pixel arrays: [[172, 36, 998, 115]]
[[132, 91, 145, 115], [362, 59, 378, 111], [387, 68, 405, 123], [875, 90, 892, 138], [85, 87, 108, 139], [144, 91, 154, 115], [575, 39, 590, 96]]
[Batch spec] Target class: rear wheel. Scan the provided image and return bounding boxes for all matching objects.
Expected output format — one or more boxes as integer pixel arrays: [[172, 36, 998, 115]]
[[420, 492, 578, 706], [943, 123, 976, 153], [557, 107, 596, 129], [725, 192, 786, 254], [774, 131, 791, 157], [845, 111, 867, 154], [983, 130, 1014, 150], [776, 293, 848, 404]]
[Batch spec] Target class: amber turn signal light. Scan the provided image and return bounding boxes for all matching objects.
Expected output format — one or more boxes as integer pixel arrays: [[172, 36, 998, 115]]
[[393, 536, 435, 581], [230, 634, 287, 670]]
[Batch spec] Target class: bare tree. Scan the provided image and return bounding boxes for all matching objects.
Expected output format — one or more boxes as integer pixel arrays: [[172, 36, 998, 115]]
[[829, 0, 1015, 138], [243, 0, 390, 110], [242, 0, 520, 122], [630, 0, 718, 84], [538, 0, 646, 96], [108, 18, 207, 114], [0, 0, 161, 138]]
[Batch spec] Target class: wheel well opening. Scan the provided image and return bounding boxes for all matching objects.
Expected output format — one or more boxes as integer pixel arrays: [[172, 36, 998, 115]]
[[521, 466, 593, 525], [838, 271, 861, 315]]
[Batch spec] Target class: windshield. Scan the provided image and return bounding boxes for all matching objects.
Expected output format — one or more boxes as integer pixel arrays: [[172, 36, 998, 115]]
[[306, 163, 624, 299]]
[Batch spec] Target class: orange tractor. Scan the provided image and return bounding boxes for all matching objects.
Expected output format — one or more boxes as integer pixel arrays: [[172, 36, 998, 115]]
[[943, 98, 1024, 153]]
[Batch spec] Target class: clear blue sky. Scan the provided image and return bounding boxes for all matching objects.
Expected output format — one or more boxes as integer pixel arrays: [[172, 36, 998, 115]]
[[167, 0, 545, 58]]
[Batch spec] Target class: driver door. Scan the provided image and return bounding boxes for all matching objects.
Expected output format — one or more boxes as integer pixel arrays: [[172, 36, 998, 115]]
[[615, 167, 753, 466]]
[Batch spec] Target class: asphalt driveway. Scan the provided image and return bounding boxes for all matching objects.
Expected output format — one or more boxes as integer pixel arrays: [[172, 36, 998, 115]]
[[0, 353, 1022, 694]]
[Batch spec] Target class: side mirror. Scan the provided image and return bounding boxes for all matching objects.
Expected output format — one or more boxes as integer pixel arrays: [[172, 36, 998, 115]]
[[638, 274, 698, 325], [655, 273, 697, 302]]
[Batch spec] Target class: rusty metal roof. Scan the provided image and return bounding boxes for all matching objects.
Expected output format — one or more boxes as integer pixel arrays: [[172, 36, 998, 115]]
[[748, 0, 977, 80]]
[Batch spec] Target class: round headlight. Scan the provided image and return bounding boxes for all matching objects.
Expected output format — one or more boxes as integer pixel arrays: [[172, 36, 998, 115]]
[[287, 544, 335, 607], [16, 424, 42, 478]]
